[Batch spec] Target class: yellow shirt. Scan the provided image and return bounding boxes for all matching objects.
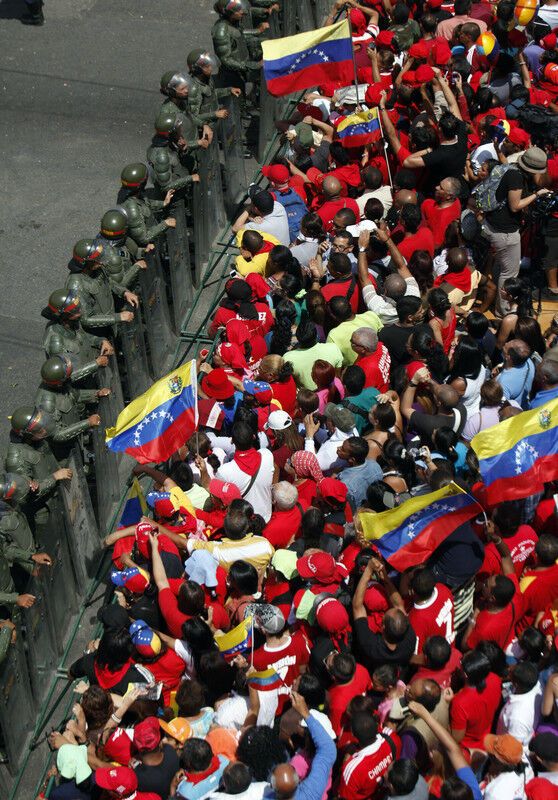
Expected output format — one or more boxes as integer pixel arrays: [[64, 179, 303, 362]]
[[234, 229, 280, 277]]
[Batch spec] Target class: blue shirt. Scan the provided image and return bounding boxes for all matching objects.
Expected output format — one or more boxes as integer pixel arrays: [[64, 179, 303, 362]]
[[177, 755, 229, 800], [497, 360, 535, 409], [295, 716, 336, 800], [530, 385, 558, 409], [338, 459, 383, 511], [456, 766, 482, 800]]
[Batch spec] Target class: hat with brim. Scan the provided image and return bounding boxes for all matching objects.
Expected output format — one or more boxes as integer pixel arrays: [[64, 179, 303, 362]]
[[201, 368, 235, 400], [57, 744, 92, 785], [159, 717, 192, 744], [484, 734, 523, 765], [518, 146, 548, 174]]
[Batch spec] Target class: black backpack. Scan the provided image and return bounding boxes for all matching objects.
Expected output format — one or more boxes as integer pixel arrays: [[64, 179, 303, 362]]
[[518, 104, 558, 146]]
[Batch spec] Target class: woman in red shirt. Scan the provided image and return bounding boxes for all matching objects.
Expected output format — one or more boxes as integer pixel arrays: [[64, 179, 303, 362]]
[[428, 288, 457, 355], [257, 355, 297, 416], [450, 650, 502, 752]]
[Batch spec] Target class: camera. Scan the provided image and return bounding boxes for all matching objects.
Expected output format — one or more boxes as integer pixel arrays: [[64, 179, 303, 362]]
[[531, 191, 558, 221]]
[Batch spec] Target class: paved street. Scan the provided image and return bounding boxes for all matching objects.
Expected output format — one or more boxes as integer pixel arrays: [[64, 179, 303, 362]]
[[0, 0, 215, 440]]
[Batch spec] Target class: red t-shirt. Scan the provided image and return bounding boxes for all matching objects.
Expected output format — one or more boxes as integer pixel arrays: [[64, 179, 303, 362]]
[[270, 376, 297, 416], [479, 525, 538, 578], [328, 663, 373, 735], [533, 497, 558, 536], [526, 777, 558, 799], [209, 303, 274, 338], [357, 344, 391, 392], [338, 730, 401, 800], [316, 197, 361, 233], [263, 505, 305, 549], [450, 672, 502, 750], [408, 583, 455, 654], [421, 198, 461, 250], [146, 647, 188, 705], [321, 275, 360, 314], [465, 574, 522, 650], [412, 646, 462, 689], [397, 227, 435, 261], [521, 564, 558, 617], [251, 631, 311, 713], [158, 586, 229, 638]]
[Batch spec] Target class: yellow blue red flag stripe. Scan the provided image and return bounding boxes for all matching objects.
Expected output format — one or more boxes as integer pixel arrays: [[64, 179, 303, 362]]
[[118, 477, 148, 528], [247, 668, 284, 691], [262, 20, 354, 97], [358, 482, 478, 571], [336, 109, 381, 148], [471, 397, 558, 503], [215, 616, 253, 660], [105, 361, 197, 464]]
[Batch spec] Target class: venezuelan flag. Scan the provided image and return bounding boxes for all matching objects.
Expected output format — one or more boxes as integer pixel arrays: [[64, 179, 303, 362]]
[[262, 19, 354, 97], [106, 361, 197, 464], [247, 668, 284, 691], [471, 398, 558, 504], [118, 477, 148, 528], [358, 483, 478, 571], [337, 109, 381, 148], [215, 616, 253, 661]]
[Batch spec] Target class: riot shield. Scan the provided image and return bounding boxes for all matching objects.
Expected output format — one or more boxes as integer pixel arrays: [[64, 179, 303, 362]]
[[165, 198, 194, 331], [60, 446, 101, 585], [0, 631, 35, 773], [218, 95, 249, 217], [139, 253, 177, 379]]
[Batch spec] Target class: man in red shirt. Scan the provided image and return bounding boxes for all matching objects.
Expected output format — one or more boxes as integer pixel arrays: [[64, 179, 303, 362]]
[[326, 652, 373, 735], [338, 712, 400, 800], [350, 328, 391, 392], [463, 531, 522, 651], [397, 203, 435, 261], [479, 503, 538, 578], [262, 481, 306, 549], [520, 535, 558, 625], [421, 177, 461, 250], [316, 176, 360, 233], [321, 250, 361, 314], [407, 566, 455, 653], [411, 636, 462, 689]]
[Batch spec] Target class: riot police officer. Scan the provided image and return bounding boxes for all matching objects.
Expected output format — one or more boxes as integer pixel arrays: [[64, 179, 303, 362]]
[[118, 163, 177, 248], [97, 209, 150, 290], [159, 71, 212, 150], [212, 0, 266, 93], [42, 287, 111, 383], [0, 473, 50, 565], [147, 110, 201, 196], [66, 240, 136, 336], [186, 49, 242, 130]]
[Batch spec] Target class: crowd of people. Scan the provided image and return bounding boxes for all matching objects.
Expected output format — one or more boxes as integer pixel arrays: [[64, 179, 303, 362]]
[[9, 0, 558, 798]]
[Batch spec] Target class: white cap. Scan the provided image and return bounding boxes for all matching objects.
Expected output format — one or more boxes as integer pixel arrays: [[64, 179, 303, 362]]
[[264, 410, 293, 431]]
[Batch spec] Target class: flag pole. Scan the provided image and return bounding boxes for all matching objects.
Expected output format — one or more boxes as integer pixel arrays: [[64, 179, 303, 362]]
[[376, 110, 394, 189], [345, 10, 361, 105]]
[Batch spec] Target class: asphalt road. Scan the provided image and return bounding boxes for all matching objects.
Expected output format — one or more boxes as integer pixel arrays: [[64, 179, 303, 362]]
[[0, 0, 216, 443]]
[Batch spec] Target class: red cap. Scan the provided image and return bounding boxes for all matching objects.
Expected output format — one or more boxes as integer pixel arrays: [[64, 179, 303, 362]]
[[430, 38, 452, 65], [95, 767, 138, 798], [201, 368, 235, 401], [315, 597, 350, 633], [103, 729, 133, 766], [209, 478, 242, 505], [426, 0, 443, 7], [364, 583, 389, 613], [217, 342, 247, 370], [297, 552, 343, 584], [507, 126, 530, 147], [295, 102, 325, 122], [416, 65, 436, 83], [318, 477, 348, 504], [226, 318, 250, 345], [375, 30, 395, 50], [541, 29, 558, 50], [409, 41, 429, 60], [402, 70, 419, 86], [133, 717, 161, 753], [244, 272, 270, 300], [154, 496, 176, 518], [262, 164, 290, 185], [365, 82, 385, 106]]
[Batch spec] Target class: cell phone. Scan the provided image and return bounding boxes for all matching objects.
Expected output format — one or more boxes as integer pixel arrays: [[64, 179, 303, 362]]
[[399, 697, 411, 715]]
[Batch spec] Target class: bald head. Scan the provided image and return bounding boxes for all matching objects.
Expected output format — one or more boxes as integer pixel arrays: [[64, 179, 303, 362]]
[[384, 273, 407, 301], [395, 189, 418, 209], [271, 764, 300, 799], [322, 176, 342, 199], [447, 247, 468, 273], [435, 384, 460, 411]]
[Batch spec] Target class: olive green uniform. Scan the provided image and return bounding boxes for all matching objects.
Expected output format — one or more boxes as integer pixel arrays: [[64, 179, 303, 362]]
[[34, 384, 96, 462], [146, 139, 197, 195], [187, 75, 231, 129], [43, 323, 103, 384], [120, 195, 168, 248], [212, 18, 262, 86], [65, 270, 125, 334]]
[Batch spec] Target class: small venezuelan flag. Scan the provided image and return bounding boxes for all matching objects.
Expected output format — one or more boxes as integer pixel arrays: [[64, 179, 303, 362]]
[[472, 398, 558, 504], [247, 668, 284, 691], [215, 617, 253, 661], [106, 361, 197, 464], [118, 477, 148, 528], [358, 482, 478, 571], [262, 19, 354, 97], [336, 108, 381, 148]]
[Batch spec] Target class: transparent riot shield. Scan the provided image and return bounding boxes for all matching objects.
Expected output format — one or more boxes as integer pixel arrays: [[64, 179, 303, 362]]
[[192, 139, 227, 281], [165, 198, 194, 332], [22, 572, 58, 704], [60, 446, 101, 586], [219, 95, 249, 217], [119, 305, 151, 399], [138, 251, 177, 379], [0, 630, 36, 773]]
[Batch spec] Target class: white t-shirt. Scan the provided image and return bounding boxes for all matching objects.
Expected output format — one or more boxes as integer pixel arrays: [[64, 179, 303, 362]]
[[539, 4, 558, 28], [214, 692, 250, 730], [482, 765, 533, 800], [216, 448, 275, 521], [356, 185, 393, 217], [496, 682, 543, 746]]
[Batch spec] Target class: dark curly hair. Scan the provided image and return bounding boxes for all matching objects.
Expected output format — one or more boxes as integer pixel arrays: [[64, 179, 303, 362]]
[[236, 726, 288, 781]]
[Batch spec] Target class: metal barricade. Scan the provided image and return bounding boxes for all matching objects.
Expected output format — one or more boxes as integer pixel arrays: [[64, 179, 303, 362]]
[[139, 252, 177, 379], [22, 573, 58, 704], [92, 400, 123, 538], [257, 72, 282, 164], [297, 0, 315, 32], [0, 631, 36, 774], [165, 199, 194, 332], [119, 307, 151, 399], [192, 139, 226, 281], [61, 447, 101, 586], [219, 96, 249, 217]]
